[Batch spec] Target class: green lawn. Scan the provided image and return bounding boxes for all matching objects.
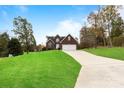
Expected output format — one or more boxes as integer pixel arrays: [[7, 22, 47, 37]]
[[84, 47, 124, 60], [0, 50, 81, 88]]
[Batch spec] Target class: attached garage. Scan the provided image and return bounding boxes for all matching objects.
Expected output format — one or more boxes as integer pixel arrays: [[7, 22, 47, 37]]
[[62, 44, 76, 51]]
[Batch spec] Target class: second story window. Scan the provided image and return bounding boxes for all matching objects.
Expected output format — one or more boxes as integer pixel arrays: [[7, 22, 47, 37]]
[[68, 36, 71, 41], [56, 38, 59, 42]]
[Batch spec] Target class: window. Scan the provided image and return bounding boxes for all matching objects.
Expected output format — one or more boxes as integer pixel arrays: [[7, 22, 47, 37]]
[[68, 36, 71, 41], [56, 38, 59, 42]]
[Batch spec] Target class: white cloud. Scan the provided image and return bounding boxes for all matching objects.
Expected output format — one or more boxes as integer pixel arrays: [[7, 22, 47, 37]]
[[48, 19, 82, 41], [18, 5, 28, 12]]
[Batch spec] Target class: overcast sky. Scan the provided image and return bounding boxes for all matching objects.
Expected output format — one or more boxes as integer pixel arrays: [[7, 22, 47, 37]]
[[0, 5, 124, 45]]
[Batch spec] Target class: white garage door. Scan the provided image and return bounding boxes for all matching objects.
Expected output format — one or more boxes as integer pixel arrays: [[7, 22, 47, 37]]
[[62, 44, 76, 51]]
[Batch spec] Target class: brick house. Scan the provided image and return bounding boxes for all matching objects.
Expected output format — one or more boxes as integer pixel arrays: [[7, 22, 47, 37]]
[[46, 34, 78, 50]]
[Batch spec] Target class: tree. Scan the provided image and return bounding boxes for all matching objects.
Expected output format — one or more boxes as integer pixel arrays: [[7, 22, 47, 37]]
[[12, 16, 36, 54], [80, 25, 97, 48], [81, 5, 123, 48], [97, 6, 107, 46], [87, 11, 99, 38], [8, 38, 23, 56], [111, 16, 124, 38], [101, 5, 121, 47], [0, 32, 9, 57], [28, 34, 36, 52], [87, 6, 110, 46], [87, 12, 98, 29]]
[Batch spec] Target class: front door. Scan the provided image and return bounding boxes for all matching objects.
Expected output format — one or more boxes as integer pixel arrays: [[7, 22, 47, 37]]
[[56, 44, 59, 49]]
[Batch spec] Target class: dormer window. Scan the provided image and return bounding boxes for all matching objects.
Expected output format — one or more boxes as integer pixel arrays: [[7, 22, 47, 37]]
[[68, 36, 71, 41], [56, 38, 59, 42]]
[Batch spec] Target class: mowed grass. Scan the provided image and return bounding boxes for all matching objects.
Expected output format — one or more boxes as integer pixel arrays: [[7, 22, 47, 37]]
[[0, 50, 81, 88], [84, 47, 124, 60]]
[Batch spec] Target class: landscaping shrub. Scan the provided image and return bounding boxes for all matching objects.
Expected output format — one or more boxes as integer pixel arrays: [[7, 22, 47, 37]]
[[8, 38, 23, 56], [80, 39, 97, 49], [113, 36, 124, 47], [80, 42, 90, 48], [0, 49, 9, 57], [42, 47, 46, 51]]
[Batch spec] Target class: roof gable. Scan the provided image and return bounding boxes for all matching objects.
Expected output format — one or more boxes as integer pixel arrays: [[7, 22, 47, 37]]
[[60, 34, 78, 44], [46, 34, 78, 44], [47, 35, 65, 43], [46, 39, 55, 44]]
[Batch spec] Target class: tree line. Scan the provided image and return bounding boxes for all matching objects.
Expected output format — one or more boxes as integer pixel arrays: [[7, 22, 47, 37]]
[[0, 16, 36, 57], [80, 5, 124, 48]]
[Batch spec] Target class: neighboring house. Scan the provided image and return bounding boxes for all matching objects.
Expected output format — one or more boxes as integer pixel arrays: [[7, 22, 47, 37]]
[[46, 34, 78, 51]]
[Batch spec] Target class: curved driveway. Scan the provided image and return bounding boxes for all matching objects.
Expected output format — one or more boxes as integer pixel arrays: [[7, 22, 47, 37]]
[[64, 50, 124, 88]]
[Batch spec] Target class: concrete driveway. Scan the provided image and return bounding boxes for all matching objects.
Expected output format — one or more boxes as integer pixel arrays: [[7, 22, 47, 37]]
[[64, 50, 124, 88]]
